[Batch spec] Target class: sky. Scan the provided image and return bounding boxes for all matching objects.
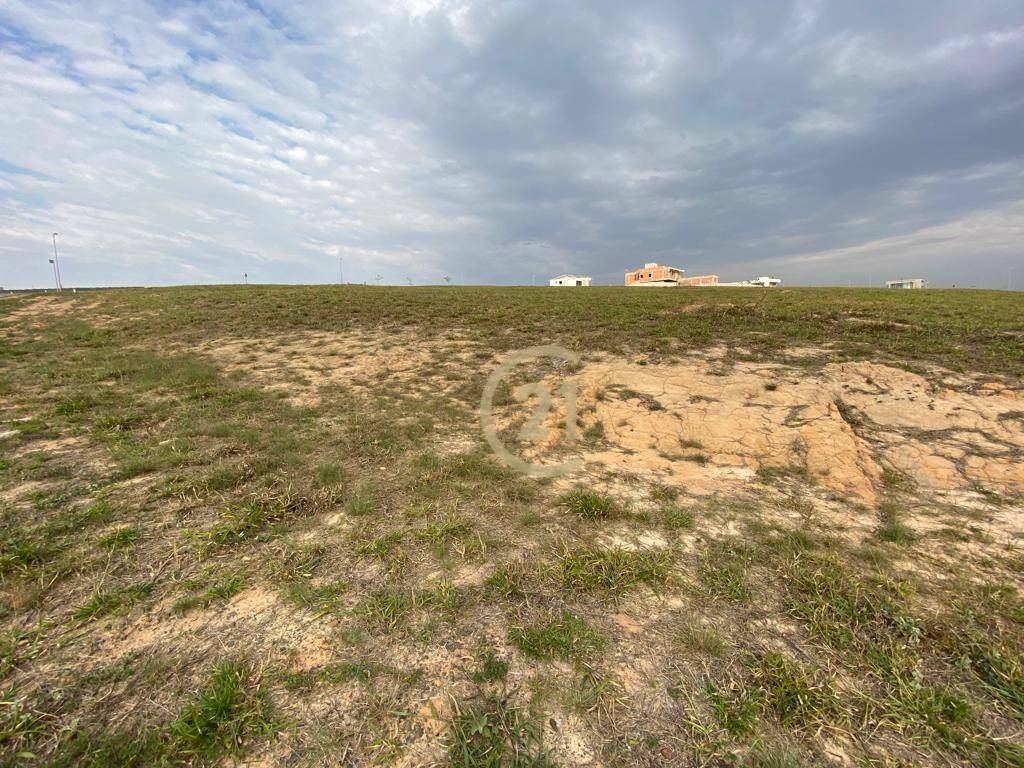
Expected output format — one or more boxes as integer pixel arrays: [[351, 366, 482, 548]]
[[1, 1, 1022, 289]]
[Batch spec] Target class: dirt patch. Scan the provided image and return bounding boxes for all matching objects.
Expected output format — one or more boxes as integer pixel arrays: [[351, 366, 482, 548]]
[[93, 586, 300, 660], [0, 293, 106, 335], [192, 330, 482, 406], [504, 355, 1023, 507]]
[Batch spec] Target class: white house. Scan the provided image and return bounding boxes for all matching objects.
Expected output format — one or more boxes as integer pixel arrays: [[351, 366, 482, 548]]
[[549, 275, 592, 287], [886, 278, 927, 289], [719, 276, 782, 287]]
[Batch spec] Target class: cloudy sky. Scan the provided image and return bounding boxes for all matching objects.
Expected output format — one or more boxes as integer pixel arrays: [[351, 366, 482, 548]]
[[1, 1, 1022, 288]]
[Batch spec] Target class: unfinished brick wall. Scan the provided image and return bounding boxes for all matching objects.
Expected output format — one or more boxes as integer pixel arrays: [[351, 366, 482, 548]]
[[680, 274, 718, 287], [625, 265, 683, 285]]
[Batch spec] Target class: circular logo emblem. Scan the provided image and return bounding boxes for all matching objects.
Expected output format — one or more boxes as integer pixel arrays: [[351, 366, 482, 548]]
[[480, 345, 583, 478]]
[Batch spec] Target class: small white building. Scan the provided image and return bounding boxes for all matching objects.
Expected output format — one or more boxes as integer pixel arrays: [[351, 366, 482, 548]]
[[549, 274, 592, 287], [886, 278, 927, 289], [719, 276, 782, 287]]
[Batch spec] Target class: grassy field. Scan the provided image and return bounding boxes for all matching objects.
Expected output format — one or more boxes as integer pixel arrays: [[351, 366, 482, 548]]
[[0, 286, 1022, 767]]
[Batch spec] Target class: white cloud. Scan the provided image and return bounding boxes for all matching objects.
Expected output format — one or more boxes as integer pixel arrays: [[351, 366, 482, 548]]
[[0, 1, 1021, 288], [73, 58, 145, 81], [790, 109, 862, 135], [747, 202, 1024, 284]]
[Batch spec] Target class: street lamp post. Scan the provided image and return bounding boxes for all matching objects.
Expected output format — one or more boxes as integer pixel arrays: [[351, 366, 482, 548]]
[[51, 233, 63, 291]]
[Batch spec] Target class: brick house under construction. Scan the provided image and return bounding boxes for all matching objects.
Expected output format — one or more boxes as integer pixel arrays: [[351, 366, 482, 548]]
[[625, 263, 719, 287], [625, 263, 683, 286]]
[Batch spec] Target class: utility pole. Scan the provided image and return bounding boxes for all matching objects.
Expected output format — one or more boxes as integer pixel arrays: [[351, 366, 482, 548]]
[[244, 272, 248, 285], [51, 233, 62, 291]]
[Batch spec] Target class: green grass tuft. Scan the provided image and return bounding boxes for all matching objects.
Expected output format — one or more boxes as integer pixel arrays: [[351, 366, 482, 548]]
[[676, 623, 727, 657], [509, 611, 603, 661], [470, 648, 510, 684], [173, 571, 246, 614], [72, 582, 153, 622], [98, 526, 141, 551], [698, 542, 752, 602], [168, 660, 278, 762], [560, 489, 619, 520], [447, 695, 553, 768], [555, 545, 672, 594]]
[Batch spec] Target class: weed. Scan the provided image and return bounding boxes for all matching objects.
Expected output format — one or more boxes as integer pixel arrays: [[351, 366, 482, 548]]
[[706, 652, 843, 736], [560, 489, 619, 520], [876, 502, 917, 545], [882, 467, 911, 490], [98, 526, 141, 551], [0, 534, 62, 578], [361, 587, 419, 631], [194, 490, 325, 552], [424, 579, 467, 615], [555, 545, 672, 595], [755, 464, 811, 485], [266, 541, 325, 582], [471, 648, 510, 684], [747, 652, 844, 730], [648, 485, 679, 505], [282, 661, 382, 690], [705, 678, 761, 737], [784, 554, 918, 657], [569, 664, 619, 718], [282, 580, 349, 614], [72, 582, 153, 622], [676, 623, 727, 657], [698, 542, 752, 602], [485, 563, 530, 601], [509, 612, 603, 661], [447, 695, 553, 768], [418, 514, 477, 559], [353, 530, 406, 564], [168, 660, 279, 762], [663, 507, 694, 530], [346, 492, 376, 517], [173, 572, 245, 614], [615, 388, 664, 411], [314, 462, 346, 488]]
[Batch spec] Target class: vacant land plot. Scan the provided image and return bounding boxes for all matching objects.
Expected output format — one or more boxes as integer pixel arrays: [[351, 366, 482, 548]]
[[1, 285, 1022, 767]]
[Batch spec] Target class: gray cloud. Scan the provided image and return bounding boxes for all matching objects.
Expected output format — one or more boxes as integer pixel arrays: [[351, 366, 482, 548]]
[[1, 0, 1022, 289]]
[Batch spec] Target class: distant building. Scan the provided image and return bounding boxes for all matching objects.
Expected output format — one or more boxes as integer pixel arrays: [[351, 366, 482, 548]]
[[680, 274, 719, 287], [719, 276, 782, 287], [625, 263, 684, 287], [886, 278, 927, 289], [549, 274, 592, 287]]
